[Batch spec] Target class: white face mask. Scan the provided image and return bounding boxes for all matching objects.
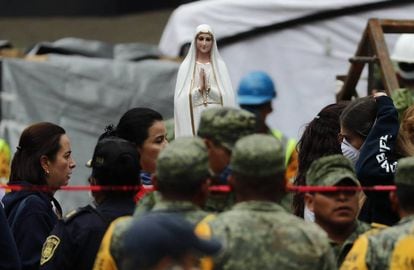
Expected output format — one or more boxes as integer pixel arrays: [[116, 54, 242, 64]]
[[304, 205, 315, 222], [341, 138, 360, 165]]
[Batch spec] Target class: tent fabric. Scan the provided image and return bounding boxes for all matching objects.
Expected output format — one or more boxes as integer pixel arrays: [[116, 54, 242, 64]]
[[159, 0, 382, 57], [27, 37, 161, 61], [159, 0, 414, 139], [1, 54, 179, 211]]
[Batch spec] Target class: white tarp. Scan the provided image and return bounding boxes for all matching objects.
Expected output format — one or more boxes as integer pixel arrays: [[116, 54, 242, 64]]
[[159, 0, 414, 138], [1, 54, 179, 211]]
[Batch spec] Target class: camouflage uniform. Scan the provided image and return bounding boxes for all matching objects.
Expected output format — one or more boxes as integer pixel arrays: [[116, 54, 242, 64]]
[[341, 156, 414, 270], [109, 200, 210, 268], [306, 155, 371, 266], [197, 107, 256, 212], [133, 190, 162, 217], [331, 221, 371, 266], [93, 137, 212, 270], [197, 107, 256, 151], [198, 134, 336, 270]]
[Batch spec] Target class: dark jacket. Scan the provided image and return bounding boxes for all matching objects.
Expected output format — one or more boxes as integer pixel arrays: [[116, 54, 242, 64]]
[[356, 96, 400, 225], [2, 181, 61, 270], [39, 197, 135, 270], [0, 205, 21, 270]]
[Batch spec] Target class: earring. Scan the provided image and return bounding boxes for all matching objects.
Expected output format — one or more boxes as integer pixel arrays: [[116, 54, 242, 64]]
[[45, 170, 49, 175]]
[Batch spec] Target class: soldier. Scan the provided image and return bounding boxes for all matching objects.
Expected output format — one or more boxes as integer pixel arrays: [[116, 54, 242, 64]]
[[197, 107, 255, 211], [93, 137, 213, 270], [304, 154, 371, 266], [40, 137, 140, 270], [341, 156, 414, 270], [116, 213, 221, 270], [197, 134, 336, 269]]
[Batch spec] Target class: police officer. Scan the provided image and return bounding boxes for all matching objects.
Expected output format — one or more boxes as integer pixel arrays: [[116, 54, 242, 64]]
[[40, 137, 140, 270], [93, 137, 213, 270], [341, 156, 414, 270], [0, 205, 20, 270], [197, 107, 256, 211], [237, 71, 298, 180], [304, 155, 371, 266], [197, 134, 336, 270]]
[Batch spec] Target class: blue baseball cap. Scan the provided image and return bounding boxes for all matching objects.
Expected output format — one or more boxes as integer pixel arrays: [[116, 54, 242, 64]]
[[118, 213, 222, 270]]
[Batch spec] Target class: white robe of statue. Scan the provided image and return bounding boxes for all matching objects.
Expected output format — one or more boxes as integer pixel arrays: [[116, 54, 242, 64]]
[[174, 24, 236, 137]]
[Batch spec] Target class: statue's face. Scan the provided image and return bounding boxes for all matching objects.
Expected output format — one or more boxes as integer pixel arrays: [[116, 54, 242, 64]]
[[196, 33, 213, 55]]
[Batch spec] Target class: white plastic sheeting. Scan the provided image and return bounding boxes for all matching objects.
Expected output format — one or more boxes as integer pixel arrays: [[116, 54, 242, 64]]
[[159, 0, 414, 138]]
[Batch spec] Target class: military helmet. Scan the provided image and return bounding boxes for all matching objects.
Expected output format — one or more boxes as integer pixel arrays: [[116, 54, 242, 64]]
[[237, 71, 276, 105]]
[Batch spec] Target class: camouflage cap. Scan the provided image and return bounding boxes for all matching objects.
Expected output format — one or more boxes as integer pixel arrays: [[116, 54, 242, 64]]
[[230, 134, 285, 177], [156, 137, 209, 184], [306, 155, 360, 187], [197, 107, 255, 151], [395, 156, 414, 186]]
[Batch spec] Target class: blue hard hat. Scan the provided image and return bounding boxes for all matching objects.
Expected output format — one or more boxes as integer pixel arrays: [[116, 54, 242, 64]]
[[237, 71, 276, 105]]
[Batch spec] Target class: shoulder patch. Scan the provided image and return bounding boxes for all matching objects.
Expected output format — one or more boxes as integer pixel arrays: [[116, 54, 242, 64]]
[[64, 209, 78, 221], [63, 205, 95, 223], [40, 235, 60, 265]]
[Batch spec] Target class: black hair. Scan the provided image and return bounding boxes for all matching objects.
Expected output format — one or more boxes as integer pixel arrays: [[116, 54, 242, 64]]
[[340, 96, 377, 138], [10, 122, 66, 185], [294, 102, 349, 217], [92, 137, 141, 198], [115, 108, 163, 147]]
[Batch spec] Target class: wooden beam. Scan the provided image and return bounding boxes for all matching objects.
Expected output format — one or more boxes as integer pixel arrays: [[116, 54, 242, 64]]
[[336, 25, 369, 101], [380, 19, 414, 33], [368, 18, 399, 95]]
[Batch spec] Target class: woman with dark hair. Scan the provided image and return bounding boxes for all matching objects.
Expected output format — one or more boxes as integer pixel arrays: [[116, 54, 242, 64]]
[[114, 107, 168, 187], [294, 102, 348, 218], [2, 122, 76, 270], [40, 137, 140, 270], [339, 92, 400, 225]]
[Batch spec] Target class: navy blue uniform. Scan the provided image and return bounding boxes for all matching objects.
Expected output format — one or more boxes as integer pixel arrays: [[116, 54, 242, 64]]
[[2, 181, 62, 270], [356, 96, 400, 225], [40, 197, 135, 270], [0, 205, 21, 270]]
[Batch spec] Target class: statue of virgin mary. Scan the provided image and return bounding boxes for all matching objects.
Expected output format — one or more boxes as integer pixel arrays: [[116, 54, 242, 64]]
[[174, 24, 236, 137]]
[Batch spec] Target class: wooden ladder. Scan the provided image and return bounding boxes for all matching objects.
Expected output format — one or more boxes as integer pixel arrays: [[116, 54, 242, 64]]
[[336, 18, 414, 101]]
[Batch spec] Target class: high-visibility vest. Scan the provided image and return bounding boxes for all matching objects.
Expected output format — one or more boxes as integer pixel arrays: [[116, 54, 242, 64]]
[[0, 138, 11, 181], [271, 129, 296, 166]]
